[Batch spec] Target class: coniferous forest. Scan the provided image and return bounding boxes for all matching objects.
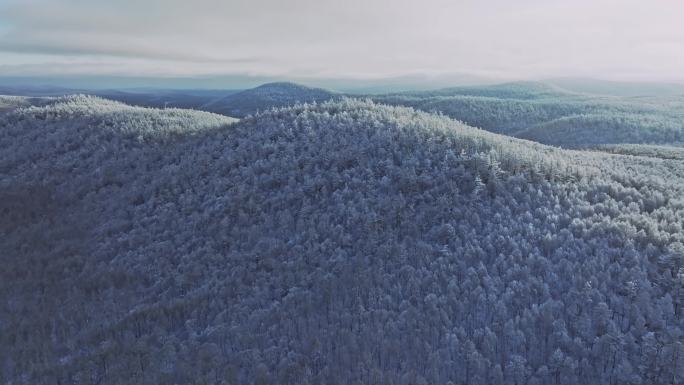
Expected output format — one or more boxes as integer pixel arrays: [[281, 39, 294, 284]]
[[1, 95, 682, 384], [3, 0, 684, 383]]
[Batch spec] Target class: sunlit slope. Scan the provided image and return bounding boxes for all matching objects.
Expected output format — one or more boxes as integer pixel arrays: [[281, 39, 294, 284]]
[[1, 97, 682, 384]]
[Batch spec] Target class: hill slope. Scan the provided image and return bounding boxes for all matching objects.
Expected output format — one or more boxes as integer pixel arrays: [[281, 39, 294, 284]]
[[1, 97, 683, 384], [203, 82, 338, 117], [516, 113, 684, 147], [591, 144, 684, 160], [373, 82, 684, 147]]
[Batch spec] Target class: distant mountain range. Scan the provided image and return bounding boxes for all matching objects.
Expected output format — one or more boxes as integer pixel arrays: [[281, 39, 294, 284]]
[[545, 78, 684, 97], [3, 79, 684, 148]]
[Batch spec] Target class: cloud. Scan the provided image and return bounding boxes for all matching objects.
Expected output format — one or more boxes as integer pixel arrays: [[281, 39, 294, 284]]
[[1, 0, 683, 82]]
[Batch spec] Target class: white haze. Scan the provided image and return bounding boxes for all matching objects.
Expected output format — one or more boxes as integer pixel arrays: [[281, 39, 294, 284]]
[[0, 0, 683, 82]]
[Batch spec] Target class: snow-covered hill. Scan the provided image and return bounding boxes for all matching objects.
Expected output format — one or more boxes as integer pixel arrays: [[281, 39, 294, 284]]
[[372, 82, 684, 147], [1, 96, 682, 384]]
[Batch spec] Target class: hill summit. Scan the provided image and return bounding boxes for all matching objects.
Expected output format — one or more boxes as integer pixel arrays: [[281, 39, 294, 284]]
[[203, 82, 338, 117]]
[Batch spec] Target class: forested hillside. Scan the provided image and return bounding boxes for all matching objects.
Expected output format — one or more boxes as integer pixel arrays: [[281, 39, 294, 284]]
[[372, 83, 684, 147], [516, 113, 684, 147], [7, 81, 684, 149], [94, 89, 241, 111], [1, 96, 682, 384], [195, 81, 684, 148], [591, 144, 684, 160], [0, 95, 36, 114]]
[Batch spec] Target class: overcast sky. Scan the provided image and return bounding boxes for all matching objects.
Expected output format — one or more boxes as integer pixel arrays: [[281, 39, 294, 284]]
[[1, 0, 683, 84]]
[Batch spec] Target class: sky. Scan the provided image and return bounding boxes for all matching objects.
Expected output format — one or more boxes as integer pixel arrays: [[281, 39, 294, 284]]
[[1, 0, 683, 87]]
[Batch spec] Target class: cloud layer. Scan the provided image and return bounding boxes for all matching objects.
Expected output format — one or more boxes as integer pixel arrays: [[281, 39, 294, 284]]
[[1, 0, 683, 82]]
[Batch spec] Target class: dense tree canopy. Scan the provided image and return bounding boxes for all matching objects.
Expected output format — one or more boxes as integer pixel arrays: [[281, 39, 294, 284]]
[[1, 96, 682, 384]]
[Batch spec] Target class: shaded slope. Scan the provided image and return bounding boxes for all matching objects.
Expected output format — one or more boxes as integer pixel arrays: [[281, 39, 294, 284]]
[[517, 113, 684, 147], [1, 97, 683, 385], [92, 89, 240, 110]]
